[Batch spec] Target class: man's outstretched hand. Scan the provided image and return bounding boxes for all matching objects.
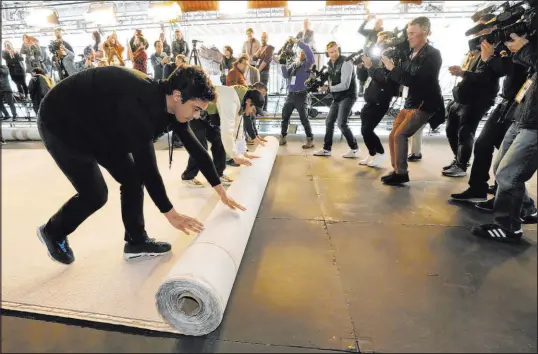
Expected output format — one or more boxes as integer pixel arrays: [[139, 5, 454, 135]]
[[214, 185, 247, 211], [244, 152, 260, 159], [233, 155, 252, 166], [164, 209, 205, 235]]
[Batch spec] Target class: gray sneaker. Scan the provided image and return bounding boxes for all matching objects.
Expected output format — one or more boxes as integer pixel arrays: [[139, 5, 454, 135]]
[[443, 165, 467, 177]]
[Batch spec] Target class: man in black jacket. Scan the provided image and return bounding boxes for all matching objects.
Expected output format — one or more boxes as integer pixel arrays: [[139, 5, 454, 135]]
[[451, 42, 528, 202], [357, 54, 398, 167], [380, 16, 443, 185], [36, 65, 245, 265], [472, 34, 537, 242], [443, 15, 502, 178]]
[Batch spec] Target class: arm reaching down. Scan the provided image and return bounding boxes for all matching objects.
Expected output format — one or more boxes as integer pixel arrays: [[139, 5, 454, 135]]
[[173, 122, 221, 187], [130, 139, 174, 213]]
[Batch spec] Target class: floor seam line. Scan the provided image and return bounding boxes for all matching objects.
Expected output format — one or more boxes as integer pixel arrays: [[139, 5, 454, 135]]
[[308, 157, 361, 353]]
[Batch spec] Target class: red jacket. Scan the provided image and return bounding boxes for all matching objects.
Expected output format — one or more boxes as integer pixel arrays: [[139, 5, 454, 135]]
[[226, 63, 246, 86]]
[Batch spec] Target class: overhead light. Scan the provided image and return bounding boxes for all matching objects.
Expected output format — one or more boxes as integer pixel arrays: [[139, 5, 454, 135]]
[[287, 1, 326, 13], [84, 3, 117, 25], [367, 1, 400, 13], [25, 8, 59, 27], [148, 1, 182, 21], [219, 1, 248, 15]]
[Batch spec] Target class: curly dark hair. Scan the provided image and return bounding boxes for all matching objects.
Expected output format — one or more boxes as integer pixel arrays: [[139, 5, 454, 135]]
[[162, 65, 217, 104]]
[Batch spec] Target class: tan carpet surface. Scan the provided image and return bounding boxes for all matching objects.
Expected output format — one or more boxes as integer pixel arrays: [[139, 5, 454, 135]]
[[1, 147, 240, 333]]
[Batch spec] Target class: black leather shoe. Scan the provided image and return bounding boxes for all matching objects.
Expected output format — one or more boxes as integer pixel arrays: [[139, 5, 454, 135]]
[[383, 172, 410, 185]]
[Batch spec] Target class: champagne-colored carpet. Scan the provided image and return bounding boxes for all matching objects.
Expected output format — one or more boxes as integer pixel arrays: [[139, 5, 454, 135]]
[[1, 145, 244, 333]]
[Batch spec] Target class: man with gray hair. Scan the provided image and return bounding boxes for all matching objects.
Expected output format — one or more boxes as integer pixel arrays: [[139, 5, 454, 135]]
[[380, 16, 443, 186]]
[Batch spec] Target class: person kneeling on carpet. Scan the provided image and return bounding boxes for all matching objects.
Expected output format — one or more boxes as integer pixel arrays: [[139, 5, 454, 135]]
[[36, 65, 246, 265], [180, 82, 267, 187]]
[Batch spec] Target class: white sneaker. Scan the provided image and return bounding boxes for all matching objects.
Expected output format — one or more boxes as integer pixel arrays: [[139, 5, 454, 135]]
[[313, 149, 331, 156], [182, 178, 205, 188], [367, 153, 387, 167], [343, 149, 359, 159], [359, 156, 373, 165]]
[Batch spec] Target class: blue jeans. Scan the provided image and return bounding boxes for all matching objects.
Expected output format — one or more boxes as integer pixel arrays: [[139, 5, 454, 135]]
[[323, 97, 358, 151], [493, 122, 538, 231]]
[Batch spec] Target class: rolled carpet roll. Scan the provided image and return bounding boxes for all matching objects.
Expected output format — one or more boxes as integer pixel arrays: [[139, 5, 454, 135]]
[[156, 136, 279, 336]]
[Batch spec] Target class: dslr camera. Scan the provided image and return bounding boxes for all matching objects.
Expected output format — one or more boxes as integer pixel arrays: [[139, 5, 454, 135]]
[[467, 0, 536, 52]]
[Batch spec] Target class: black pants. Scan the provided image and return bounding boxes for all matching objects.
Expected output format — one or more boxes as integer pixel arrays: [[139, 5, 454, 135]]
[[360, 101, 390, 156], [181, 118, 226, 180], [0, 91, 17, 117], [445, 100, 493, 169], [281, 91, 313, 138], [11, 75, 28, 98], [260, 70, 269, 111], [37, 118, 148, 244], [468, 99, 515, 193], [324, 97, 358, 151]]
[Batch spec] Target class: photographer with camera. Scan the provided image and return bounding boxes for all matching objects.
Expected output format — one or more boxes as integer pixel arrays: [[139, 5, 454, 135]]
[[277, 39, 315, 149], [48, 29, 74, 81], [472, 32, 537, 242], [443, 14, 503, 178], [380, 16, 443, 185], [450, 43, 529, 202], [357, 50, 399, 167], [313, 42, 360, 158]]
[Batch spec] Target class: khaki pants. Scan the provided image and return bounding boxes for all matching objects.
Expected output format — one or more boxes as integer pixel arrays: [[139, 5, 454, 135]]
[[389, 109, 433, 174], [410, 124, 425, 155]]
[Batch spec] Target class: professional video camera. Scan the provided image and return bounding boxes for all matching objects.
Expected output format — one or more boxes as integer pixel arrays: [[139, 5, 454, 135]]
[[304, 64, 329, 93], [377, 27, 410, 63], [466, 0, 536, 51], [346, 27, 410, 66], [277, 37, 297, 65]]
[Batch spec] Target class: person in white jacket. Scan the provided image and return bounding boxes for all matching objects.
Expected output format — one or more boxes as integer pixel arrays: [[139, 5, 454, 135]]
[[181, 83, 267, 187]]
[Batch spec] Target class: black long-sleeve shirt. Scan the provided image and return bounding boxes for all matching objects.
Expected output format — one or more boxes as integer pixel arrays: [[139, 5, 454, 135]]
[[487, 55, 528, 100], [387, 43, 444, 113], [38, 66, 221, 213]]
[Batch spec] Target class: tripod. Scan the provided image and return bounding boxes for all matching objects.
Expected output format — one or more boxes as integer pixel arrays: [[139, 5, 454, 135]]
[[189, 40, 203, 70]]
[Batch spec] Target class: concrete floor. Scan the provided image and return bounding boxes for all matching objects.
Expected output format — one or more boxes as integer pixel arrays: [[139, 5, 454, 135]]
[[2, 134, 537, 353]]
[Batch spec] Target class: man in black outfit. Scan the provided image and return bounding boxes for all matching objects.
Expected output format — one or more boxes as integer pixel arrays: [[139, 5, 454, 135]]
[[37, 65, 245, 265], [443, 14, 502, 178], [450, 42, 528, 202], [357, 54, 399, 167]]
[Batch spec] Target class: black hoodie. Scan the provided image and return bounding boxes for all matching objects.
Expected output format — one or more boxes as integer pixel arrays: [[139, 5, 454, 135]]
[[38, 66, 221, 213]]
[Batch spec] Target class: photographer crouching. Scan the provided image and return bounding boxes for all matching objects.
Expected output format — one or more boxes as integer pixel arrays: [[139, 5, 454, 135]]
[[277, 38, 315, 148], [313, 41, 360, 158], [357, 36, 400, 167], [472, 32, 537, 242], [380, 17, 443, 185]]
